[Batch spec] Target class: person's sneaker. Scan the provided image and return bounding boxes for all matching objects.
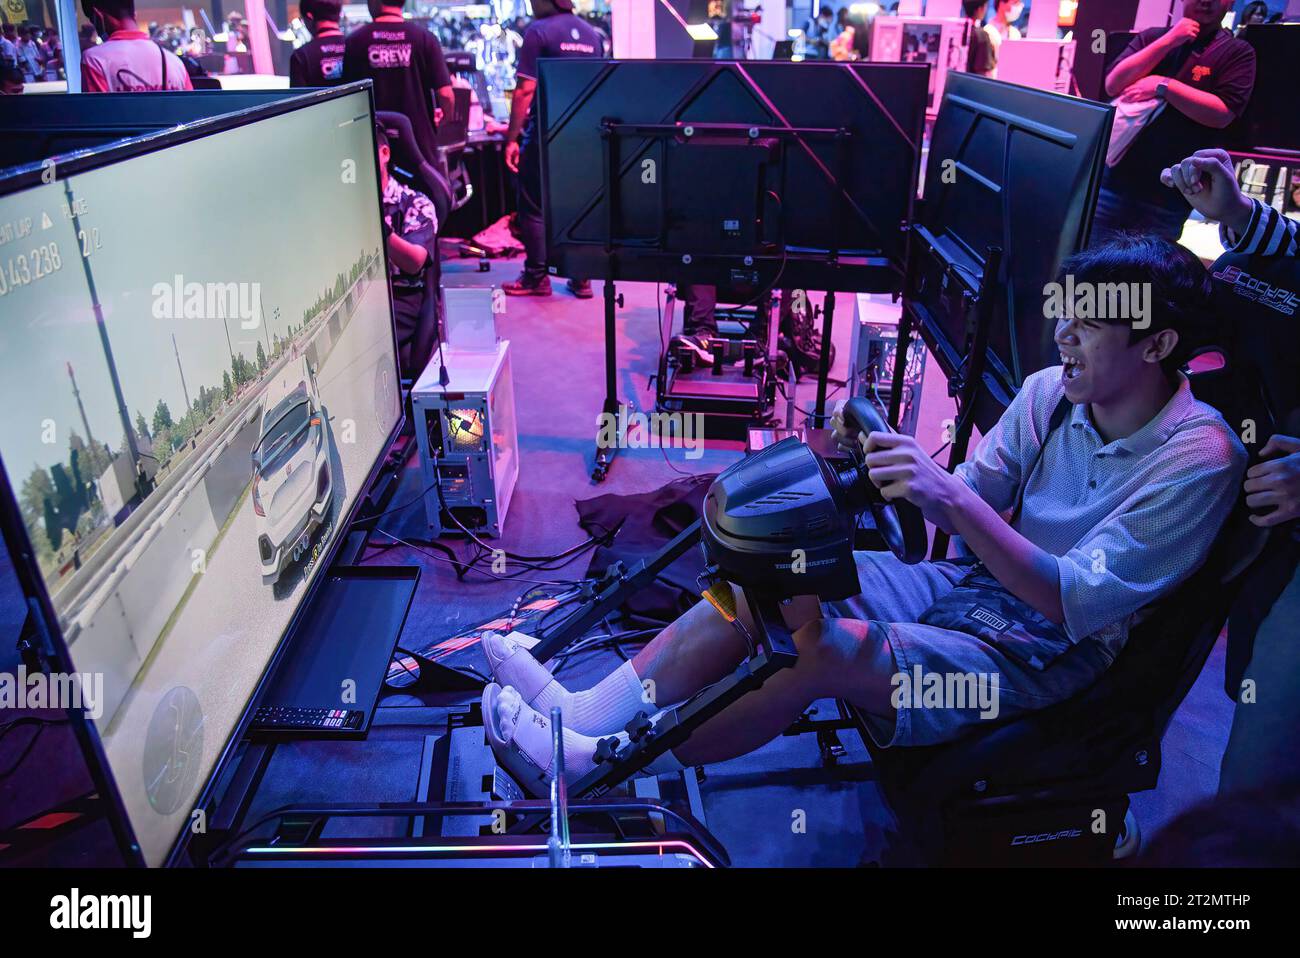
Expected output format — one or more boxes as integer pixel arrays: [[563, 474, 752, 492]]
[[673, 334, 715, 365], [502, 273, 552, 296], [567, 278, 593, 299]]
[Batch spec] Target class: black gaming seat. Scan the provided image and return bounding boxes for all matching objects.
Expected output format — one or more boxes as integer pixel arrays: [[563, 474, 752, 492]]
[[846, 371, 1268, 865], [376, 109, 453, 227], [375, 110, 448, 382], [435, 86, 473, 213]]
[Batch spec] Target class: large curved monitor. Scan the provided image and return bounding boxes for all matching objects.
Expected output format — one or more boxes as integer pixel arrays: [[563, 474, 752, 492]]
[[0, 85, 401, 865]]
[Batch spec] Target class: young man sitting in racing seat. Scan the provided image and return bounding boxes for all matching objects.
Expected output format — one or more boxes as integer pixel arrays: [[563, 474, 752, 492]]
[[480, 236, 1248, 792]]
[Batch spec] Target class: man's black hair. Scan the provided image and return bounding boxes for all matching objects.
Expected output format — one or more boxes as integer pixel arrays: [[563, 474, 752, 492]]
[[961, 0, 988, 17], [1240, 0, 1268, 22], [82, 0, 135, 20], [1057, 234, 1215, 378], [301, 0, 343, 21], [374, 122, 390, 152]]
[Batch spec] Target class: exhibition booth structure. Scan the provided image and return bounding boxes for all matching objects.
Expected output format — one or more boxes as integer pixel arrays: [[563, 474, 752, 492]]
[[0, 11, 1297, 876]]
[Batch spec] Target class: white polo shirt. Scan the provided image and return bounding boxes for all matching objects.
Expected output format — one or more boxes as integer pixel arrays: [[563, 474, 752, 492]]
[[955, 366, 1246, 656]]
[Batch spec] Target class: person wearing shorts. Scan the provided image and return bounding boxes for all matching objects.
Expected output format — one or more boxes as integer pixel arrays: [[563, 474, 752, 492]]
[[476, 235, 1246, 793]]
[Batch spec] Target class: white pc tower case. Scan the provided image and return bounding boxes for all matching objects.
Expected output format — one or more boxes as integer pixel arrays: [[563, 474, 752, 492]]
[[848, 294, 928, 438], [412, 339, 519, 538]]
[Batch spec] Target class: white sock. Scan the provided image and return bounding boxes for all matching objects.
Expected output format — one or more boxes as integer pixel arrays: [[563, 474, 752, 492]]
[[483, 632, 652, 736], [484, 685, 686, 793], [485, 684, 615, 789]]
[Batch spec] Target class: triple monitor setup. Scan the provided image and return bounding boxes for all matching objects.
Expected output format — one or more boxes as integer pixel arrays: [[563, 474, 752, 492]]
[[0, 61, 1113, 867]]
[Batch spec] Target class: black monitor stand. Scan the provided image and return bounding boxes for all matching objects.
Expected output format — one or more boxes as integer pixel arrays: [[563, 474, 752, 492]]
[[890, 227, 1005, 560], [247, 566, 419, 741], [185, 564, 418, 865], [590, 119, 859, 482]]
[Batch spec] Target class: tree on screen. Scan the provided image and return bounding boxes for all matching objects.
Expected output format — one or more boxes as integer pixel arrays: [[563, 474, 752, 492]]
[[152, 400, 174, 436]]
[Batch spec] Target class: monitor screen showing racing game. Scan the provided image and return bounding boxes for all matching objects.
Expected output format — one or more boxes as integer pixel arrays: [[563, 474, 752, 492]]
[[0, 87, 401, 865]]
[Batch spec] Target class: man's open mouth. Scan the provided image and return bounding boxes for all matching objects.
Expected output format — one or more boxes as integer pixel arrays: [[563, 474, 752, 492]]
[[1061, 354, 1085, 380]]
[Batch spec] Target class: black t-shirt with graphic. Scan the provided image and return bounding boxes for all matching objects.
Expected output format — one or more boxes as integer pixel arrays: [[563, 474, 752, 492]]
[[343, 19, 452, 163], [1106, 26, 1256, 211], [516, 13, 603, 145], [289, 32, 346, 87]]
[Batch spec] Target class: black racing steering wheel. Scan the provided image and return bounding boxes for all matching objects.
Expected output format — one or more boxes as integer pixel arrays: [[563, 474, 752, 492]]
[[839, 397, 929, 565]]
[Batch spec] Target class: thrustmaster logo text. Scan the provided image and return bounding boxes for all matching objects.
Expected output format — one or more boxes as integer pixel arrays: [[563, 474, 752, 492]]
[[50, 888, 151, 938]]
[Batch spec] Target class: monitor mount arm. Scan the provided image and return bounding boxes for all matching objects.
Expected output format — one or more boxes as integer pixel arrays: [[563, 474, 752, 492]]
[[589, 119, 856, 481], [891, 228, 1004, 560]]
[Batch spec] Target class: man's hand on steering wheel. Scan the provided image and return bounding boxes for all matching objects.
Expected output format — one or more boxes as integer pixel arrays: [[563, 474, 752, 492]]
[[829, 398, 931, 563], [832, 399, 961, 534], [1245, 434, 1300, 528], [861, 431, 962, 535]]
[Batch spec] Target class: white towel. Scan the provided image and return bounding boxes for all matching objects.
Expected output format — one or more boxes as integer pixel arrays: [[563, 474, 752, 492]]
[[1106, 97, 1167, 169]]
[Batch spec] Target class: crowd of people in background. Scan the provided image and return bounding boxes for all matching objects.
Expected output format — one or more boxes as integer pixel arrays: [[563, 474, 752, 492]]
[[432, 10, 608, 58], [805, 0, 1290, 66], [802, 1, 1027, 64], [6, 1, 1293, 93], [0, 20, 62, 85], [0, 1, 612, 93]]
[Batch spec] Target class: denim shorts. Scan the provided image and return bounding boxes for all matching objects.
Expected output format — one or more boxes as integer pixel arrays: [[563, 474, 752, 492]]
[[822, 550, 1113, 748]]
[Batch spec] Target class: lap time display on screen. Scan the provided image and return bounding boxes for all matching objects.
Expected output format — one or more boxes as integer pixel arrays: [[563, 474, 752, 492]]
[[0, 88, 400, 865]]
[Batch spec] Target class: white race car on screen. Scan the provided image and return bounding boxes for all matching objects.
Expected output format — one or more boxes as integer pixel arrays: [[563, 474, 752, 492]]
[[251, 359, 332, 585]]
